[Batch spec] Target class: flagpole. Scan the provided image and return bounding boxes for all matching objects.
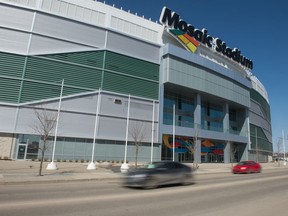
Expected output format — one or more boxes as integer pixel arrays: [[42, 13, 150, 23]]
[[87, 89, 101, 170], [150, 100, 155, 163], [47, 79, 64, 170], [121, 95, 130, 173], [173, 104, 175, 162], [283, 130, 286, 166]]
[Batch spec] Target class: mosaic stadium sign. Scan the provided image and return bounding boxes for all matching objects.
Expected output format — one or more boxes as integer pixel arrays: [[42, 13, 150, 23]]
[[160, 7, 253, 70]]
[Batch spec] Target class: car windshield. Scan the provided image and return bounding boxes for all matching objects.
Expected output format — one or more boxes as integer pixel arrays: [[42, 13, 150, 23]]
[[237, 161, 248, 165], [144, 162, 166, 169]]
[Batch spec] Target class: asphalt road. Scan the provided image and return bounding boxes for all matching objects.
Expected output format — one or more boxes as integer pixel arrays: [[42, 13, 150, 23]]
[[1, 170, 288, 216]]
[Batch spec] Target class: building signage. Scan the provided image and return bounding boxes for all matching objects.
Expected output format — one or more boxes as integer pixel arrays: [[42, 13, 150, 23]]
[[160, 7, 253, 70]]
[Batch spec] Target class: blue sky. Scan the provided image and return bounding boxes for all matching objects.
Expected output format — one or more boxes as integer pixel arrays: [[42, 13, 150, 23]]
[[97, 0, 287, 149]]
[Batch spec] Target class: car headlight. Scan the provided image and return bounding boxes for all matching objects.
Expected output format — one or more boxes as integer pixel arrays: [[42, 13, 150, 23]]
[[240, 167, 247, 170]]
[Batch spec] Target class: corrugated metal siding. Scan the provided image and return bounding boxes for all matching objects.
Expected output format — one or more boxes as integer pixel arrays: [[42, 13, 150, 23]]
[[105, 52, 159, 81], [0, 50, 159, 103], [42, 51, 104, 68], [0, 77, 21, 103], [0, 52, 24, 103], [103, 72, 158, 100], [0, 52, 25, 78], [103, 51, 159, 100], [25, 57, 102, 88], [20, 81, 62, 102]]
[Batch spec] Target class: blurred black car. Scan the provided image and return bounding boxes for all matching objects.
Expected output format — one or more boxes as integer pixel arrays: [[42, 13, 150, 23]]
[[123, 161, 193, 189]]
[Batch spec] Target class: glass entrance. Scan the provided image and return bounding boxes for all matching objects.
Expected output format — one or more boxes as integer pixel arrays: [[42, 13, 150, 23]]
[[17, 144, 27, 160]]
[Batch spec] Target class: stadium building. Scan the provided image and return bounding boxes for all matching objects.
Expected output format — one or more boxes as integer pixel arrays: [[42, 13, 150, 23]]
[[0, 0, 272, 163]]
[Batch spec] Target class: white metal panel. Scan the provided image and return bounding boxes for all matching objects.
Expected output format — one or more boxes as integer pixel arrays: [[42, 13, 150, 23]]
[[100, 94, 158, 122], [15, 107, 41, 134], [55, 112, 95, 138], [33, 13, 106, 47], [0, 28, 29, 54], [0, 3, 34, 31], [28, 34, 98, 55], [106, 31, 160, 64], [97, 116, 129, 141], [0, 106, 17, 132]]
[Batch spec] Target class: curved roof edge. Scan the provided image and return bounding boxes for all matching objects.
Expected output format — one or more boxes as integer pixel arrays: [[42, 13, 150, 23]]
[[250, 75, 269, 103]]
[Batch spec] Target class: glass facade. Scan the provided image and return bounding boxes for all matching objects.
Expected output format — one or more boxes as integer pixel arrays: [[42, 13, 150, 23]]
[[161, 134, 226, 163], [250, 124, 273, 152], [201, 101, 223, 132], [163, 91, 194, 128]]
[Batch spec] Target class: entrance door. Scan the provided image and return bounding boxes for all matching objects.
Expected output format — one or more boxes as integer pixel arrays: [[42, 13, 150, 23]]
[[17, 144, 27, 160]]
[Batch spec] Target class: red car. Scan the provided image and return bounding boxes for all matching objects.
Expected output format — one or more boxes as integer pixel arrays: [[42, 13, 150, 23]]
[[232, 161, 262, 174]]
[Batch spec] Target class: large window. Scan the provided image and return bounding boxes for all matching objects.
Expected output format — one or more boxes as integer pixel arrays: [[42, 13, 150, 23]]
[[163, 92, 194, 128], [201, 102, 223, 132], [250, 125, 273, 152]]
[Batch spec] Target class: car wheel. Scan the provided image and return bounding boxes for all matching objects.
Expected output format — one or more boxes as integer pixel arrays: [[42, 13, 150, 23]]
[[246, 169, 251, 174], [143, 177, 158, 189]]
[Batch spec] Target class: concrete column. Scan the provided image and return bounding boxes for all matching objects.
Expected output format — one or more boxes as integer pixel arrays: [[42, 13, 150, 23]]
[[240, 108, 250, 162], [223, 103, 229, 133], [193, 94, 201, 164], [224, 141, 231, 163], [241, 143, 249, 161], [194, 94, 201, 128], [194, 138, 202, 164]]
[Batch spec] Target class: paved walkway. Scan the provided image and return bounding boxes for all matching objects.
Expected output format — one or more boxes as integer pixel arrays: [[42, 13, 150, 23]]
[[0, 160, 287, 185]]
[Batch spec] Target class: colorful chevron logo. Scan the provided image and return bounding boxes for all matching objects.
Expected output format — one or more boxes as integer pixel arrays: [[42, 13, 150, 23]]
[[168, 29, 200, 53]]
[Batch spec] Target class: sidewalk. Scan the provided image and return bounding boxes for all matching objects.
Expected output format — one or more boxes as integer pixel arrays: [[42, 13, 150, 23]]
[[0, 160, 287, 185]]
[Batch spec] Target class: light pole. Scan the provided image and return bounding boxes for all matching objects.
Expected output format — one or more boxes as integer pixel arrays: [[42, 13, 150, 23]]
[[150, 100, 155, 163], [173, 104, 175, 161], [255, 127, 259, 163], [121, 95, 130, 173], [283, 130, 286, 166], [47, 79, 64, 170], [87, 89, 101, 170]]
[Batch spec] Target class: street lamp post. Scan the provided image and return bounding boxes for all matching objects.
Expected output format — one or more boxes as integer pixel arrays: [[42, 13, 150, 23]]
[[173, 104, 175, 162], [87, 89, 101, 170], [283, 130, 286, 166], [150, 100, 155, 163], [47, 79, 64, 170], [255, 127, 258, 163], [121, 95, 130, 173]]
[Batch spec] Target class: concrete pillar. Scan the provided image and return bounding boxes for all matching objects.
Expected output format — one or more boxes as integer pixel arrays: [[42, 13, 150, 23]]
[[224, 141, 231, 163], [193, 94, 201, 163], [223, 103, 229, 133], [194, 94, 201, 129], [241, 108, 250, 161], [194, 138, 202, 164], [241, 143, 249, 161]]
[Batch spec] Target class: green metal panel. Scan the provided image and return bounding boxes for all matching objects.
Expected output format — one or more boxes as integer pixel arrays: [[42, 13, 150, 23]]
[[0, 77, 21, 103], [20, 81, 89, 103], [250, 89, 271, 123], [103, 72, 158, 100], [103, 51, 159, 100], [0, 52, 25, 78], [42, 51, 104, 68], [0, 50, 159, 103], [20, 81, 63, 102], [105, 52, 159, 81], [25, 57, 102, 88]]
